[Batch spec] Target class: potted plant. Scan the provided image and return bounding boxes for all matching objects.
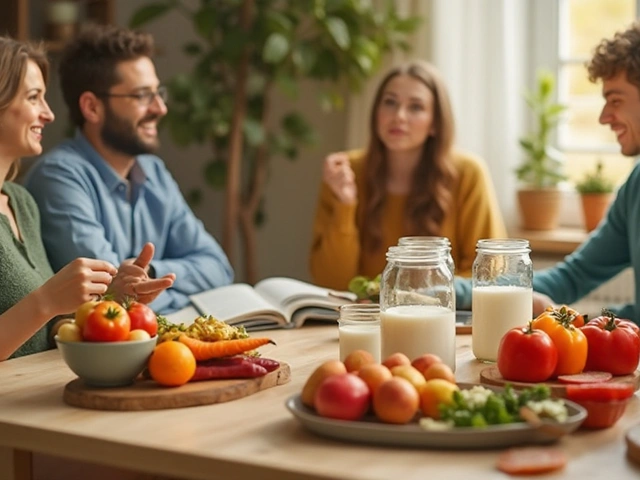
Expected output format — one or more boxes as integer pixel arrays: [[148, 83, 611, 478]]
[[575, 160, 615, 232], [129, 0, 420, 283], [516, 69, 567, 230]]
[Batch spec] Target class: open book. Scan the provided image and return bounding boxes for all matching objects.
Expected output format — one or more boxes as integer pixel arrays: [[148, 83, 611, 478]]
[[165, 277, 357, 330]]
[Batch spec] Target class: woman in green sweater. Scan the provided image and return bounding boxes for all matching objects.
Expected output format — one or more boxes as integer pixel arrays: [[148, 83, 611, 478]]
[[0, 37, 174, 360]]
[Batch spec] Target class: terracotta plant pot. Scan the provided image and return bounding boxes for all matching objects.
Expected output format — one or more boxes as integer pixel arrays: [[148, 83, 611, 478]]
[[517, 188, 563, 231], [580, 193, 613, 232]]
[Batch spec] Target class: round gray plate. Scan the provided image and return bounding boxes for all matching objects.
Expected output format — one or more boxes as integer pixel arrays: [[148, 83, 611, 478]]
[[285, 385, 586, 450]]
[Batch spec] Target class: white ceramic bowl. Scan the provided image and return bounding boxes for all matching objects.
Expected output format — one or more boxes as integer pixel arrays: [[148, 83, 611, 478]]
[[55, 336, 156, 387]]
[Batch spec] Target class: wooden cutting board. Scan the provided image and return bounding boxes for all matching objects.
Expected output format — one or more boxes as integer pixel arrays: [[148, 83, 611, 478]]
[[63, 362, 291, 411], [626, 424, 640, 466], [479, 365, 640, 398]]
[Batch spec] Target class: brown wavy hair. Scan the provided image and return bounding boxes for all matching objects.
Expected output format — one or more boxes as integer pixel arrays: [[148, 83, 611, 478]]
[[59, 24, 154, 128], [0, 37, 49, 181], [359, 60, 457, 253], [587, 20, 640, 90]]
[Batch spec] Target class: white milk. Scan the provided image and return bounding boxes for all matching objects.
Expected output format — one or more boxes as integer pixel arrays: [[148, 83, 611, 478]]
[[472, 285, 533, 362], [380, 305, 456, 370], [339, 324, 381, 363]]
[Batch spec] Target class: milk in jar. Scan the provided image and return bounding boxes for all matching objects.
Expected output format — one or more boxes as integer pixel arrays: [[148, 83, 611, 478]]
[[381, 304, 456, 370], [471, 239, 533, 363], [379, 245, 456, 370], [471, 285, 532, 362]]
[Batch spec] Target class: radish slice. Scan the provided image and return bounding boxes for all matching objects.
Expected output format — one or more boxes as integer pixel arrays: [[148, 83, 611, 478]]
[[557, 371, 613, 384], [497, 447, 568, 475]]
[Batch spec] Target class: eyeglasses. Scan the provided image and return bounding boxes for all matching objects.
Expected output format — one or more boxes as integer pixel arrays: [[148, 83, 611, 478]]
[[95, 86, 168, 106]]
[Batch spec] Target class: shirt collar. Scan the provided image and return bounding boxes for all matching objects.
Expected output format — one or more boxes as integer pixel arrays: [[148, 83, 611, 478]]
[[72, 130, 149, 191]]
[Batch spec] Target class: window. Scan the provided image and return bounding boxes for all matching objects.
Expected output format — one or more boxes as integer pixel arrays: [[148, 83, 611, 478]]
[[556, 0, 638, 186]]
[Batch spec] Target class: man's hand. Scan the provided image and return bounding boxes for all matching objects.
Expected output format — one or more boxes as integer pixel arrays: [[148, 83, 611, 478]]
[[109, 243, 176, 305], [533, 291, 556, 317]]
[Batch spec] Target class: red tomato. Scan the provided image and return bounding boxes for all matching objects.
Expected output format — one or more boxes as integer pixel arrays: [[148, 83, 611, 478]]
[[497, 324, 558, 382], [580, 313, 640, 375], [83, 301, 131, 342], [126, 301, 158, 337], [565, 383, 635, 402]]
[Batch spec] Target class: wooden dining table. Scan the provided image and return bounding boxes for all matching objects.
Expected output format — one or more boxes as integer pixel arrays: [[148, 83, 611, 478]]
[[0, 325, 639, 480]]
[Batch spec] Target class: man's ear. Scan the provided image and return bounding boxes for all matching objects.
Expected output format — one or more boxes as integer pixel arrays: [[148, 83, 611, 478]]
[[78, 91, 103, 125]]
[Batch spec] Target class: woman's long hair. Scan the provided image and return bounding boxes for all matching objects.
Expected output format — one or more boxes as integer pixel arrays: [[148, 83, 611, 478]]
[[359, 60, 457, 253], [0, 37, 49, 181]]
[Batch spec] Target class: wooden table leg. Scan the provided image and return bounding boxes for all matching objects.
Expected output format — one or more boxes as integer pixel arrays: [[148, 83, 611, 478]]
[[0, 447, 32, 480]]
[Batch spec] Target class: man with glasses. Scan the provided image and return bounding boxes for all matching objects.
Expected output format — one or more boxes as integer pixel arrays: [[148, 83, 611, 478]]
[[25, 25, 233, 314]]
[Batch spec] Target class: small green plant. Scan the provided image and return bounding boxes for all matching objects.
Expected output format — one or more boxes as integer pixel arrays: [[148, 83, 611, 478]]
[[575, 161, 614, 194], [516, 69, 567, 189]]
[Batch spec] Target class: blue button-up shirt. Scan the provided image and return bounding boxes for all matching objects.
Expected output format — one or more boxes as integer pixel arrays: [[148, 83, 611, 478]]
[[24, 131, 234, 314]]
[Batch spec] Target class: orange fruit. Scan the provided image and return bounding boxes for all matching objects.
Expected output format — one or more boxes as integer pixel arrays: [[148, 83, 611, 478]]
[[343, 349, 375, 373], [148, 341, 196, 387], [372, 377, 419, 424], [357, 363, 392, 395]]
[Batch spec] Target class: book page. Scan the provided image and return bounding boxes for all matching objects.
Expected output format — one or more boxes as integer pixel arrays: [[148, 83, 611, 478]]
[[189, 283, 286, 327], [254, 277, 353, 320]]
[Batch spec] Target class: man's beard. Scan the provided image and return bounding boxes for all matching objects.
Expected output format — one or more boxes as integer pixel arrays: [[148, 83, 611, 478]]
[[100, 105, 160, 156]]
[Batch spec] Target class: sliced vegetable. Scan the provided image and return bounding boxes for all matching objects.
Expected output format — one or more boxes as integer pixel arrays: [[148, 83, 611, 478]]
[[565, 383, 635, 402], [557, 371, 613, 384], [496, 446, 567, 475], [178, 335, 275, 361]]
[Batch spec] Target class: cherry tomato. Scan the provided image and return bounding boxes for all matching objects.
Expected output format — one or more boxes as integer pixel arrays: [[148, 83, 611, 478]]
[[580, 312, 640, 375], [83, 301, 131, 342], [531, 306, 588, 377], [497, 323, 558, 382], [125, 301, 158, 337]]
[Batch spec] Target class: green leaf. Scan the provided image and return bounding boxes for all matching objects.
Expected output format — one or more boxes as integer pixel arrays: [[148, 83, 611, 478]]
[[129, 3, 172, 28], [243, 118, 266, 146], [193, 6, 217, 39], [275, 73, 298, 98], [183, 42, 203, 56], [263, 33, 290, 64], [204, 160, 227, 190], [325, 16, 350, 49]]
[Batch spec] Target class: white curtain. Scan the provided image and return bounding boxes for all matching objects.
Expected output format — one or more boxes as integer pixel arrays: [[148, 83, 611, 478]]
[[346, 0, 530, 229]]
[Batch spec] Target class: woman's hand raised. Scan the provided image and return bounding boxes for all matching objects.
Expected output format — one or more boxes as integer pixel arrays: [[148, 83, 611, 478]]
[[38, 258, 117, 318], [323, 152, 357, 204]]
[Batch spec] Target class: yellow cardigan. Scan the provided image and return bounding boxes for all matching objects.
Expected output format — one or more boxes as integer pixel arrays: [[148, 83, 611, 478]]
[[309, 149, 507, 290]]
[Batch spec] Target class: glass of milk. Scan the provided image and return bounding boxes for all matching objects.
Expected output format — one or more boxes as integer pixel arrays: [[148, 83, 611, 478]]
[[338, 304, 381, 362], [471, 239, 533, 363], [379, 245, 456, 370]]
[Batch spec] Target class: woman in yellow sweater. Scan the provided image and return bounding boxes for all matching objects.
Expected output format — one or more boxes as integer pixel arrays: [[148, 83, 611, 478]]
[[310, 60, 506, 290]]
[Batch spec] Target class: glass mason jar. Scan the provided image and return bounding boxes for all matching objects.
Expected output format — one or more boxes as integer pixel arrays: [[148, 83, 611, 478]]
[[471, 239, 533, 363], [379, 245, 456, 370], [338, 303, 381, 362], [398, 236, 455, 276]]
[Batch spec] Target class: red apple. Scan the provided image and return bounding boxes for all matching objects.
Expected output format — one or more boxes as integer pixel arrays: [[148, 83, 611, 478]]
[[314, 373, 371, 421]]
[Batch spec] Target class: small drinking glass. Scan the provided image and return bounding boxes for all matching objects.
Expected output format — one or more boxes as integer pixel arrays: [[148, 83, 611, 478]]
[[338, 303, 381, 362]]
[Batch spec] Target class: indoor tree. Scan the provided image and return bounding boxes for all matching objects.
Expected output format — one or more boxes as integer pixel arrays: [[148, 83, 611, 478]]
[[130, 0, 420, 283]]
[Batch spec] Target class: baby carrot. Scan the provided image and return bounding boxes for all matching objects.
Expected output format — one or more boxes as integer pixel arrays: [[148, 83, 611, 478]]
[[178, 335, 275, 361]]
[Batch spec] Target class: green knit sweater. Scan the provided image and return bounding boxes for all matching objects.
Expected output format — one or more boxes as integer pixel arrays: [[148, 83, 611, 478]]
[[1, 182, 55, 359]]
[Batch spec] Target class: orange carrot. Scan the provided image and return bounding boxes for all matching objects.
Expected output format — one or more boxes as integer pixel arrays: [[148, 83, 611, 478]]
[[178, 335, 275, 361]]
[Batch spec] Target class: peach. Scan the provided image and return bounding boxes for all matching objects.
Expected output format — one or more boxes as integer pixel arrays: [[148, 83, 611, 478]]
[[357, 363, 392, 395], [423, 362, 456, 383], [315, 373, 371, 421], [301, 360, 347, 408], [419, 379, 459, 419], [382, 352, 411, 370], [372, 377, 420, 424], [411, 353, 443, 377], [343, 349, 376, 373], [390, 364, 427, 390]]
